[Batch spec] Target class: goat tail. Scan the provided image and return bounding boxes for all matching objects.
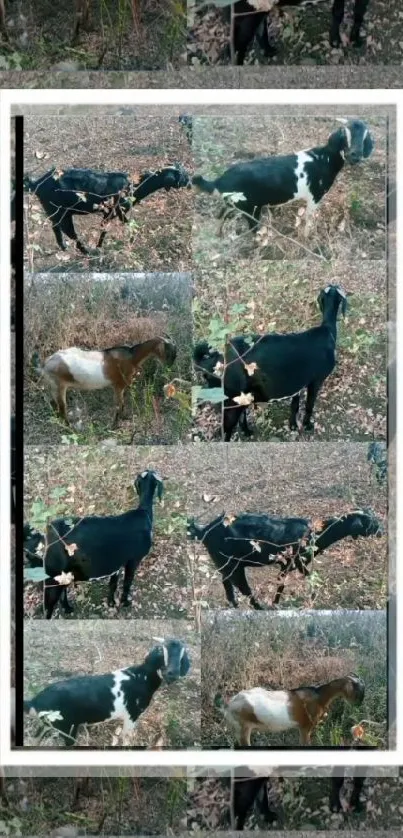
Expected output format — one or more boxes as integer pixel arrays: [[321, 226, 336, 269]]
[[193, 340, 212, 363], [192, 174, 217, 194]]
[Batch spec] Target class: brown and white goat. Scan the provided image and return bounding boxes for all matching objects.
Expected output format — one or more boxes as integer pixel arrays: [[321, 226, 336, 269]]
[[224, 674, 365, 746], [37, 337, 177, 428]]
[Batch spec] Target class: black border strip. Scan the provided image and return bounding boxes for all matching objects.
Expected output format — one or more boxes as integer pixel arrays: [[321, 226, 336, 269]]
[[14, 114, 24, 748]]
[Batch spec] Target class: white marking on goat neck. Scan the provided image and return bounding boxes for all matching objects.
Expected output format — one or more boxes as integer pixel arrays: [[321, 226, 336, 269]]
[[293, 153, 317, 212], [344, 125, 352, 149], [235, 688, 299, 732], [162, 644, 168, 667], [110, 669, 136, 736], [55, 348, 108, 390]]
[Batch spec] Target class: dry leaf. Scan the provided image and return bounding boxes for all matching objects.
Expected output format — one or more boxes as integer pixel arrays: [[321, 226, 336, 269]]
[[351, 723, 365, 740], [233, 392, 254, 406], [65, 542, 78, 557], [245, 361, 258, 376], [223, 514, 235, 527], [54, 571, 74, 586], [250, 539, 262, 553]]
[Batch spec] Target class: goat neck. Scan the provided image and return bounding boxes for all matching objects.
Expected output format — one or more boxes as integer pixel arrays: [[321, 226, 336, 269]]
[[136, 477, 159, 524], [311, 677, 354, 709], [127, 660, 163, 694], [188, 513, 225, 542], [320, 294, 342, 340], [133, 170, 169, 201], [312, 513, 365, 552]]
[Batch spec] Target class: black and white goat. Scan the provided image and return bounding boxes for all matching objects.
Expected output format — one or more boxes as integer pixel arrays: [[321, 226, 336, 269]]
[[24, 470, 163, 619], [229, 0, 370, 65], [188, 507, 383, 608], [194, 284, 348, 441], [25, 163, 191, 255], [192, 119, 374, 236], [24, 638, 190, 746]]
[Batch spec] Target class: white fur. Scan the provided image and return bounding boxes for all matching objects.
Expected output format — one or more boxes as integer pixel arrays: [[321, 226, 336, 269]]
[[293, 152, 317, 214], [110, 669, 136, 738], [228, 687, 298, 733], [51, 348, 108, 390]]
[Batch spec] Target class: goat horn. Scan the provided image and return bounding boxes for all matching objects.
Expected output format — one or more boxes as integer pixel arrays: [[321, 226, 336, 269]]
[[335, 118, 349, 125], [152, 636, 165, 643]]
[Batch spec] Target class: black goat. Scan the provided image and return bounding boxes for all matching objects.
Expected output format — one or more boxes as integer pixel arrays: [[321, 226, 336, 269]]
[[229, 0, 370, 65], [188, 507, 382, 608], [24, 470, 164, 619], [24, 638, 190, 746], [193, 119, 374, 236], [25, 163, 191, 255], [193, 340, 251, 439], [194, 285, 348, 441], [11, 415, 15, 525], [232, 770, 366, 828]]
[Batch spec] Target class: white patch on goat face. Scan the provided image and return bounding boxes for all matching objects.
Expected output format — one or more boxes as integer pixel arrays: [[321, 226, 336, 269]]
[[54, 348, 108, 391], [162, 644, 169, 667], [344, 125, 352, 149], [238, 688, 298, 732], [141, 470, 148, 478]]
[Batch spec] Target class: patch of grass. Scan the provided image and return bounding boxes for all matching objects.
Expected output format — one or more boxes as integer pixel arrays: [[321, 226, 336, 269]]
[[0, 776, 187, 835], [1, 0, 186, 71], [187, 442, 387, 612], [24, 273, 192, 445], [23, 112, 193, 273], [193, 261, 387, 441], [24, 445, 191, 620], [23, 619, 200, 748], [189, 1, 403, 66], [191, 114, 386, 263], [201, 610, 387, 748]]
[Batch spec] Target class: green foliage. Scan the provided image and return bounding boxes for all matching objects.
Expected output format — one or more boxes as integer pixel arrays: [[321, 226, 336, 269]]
[[29, 487, 67, 530], [193, 386, 225, 404], [24, 567, 50, 582]]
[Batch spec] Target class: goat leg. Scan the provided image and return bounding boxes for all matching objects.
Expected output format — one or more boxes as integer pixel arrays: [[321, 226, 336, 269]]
[[107, 571, 119, 607], [329, 0, 345, 46], [288, 394, 300, 430], [350, 0, 369, 46], [60, 585, 74, 615], [120, 560, 136, 607], [44, 579, 64, 619], [233, 567, 266, 610], [222, 577, 239, 608], [303, 380, 322, 432], [329, 775, 344, 811], [349, 775, 365, 811]]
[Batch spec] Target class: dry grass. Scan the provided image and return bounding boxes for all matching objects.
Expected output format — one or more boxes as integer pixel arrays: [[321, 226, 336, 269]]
[[0, 775, 187, 834], [24, 445, 193, 620], [23, 112, 194, 272], [193, 261, 386, 442], [189, 0, 403, 66], [201, 610, 387, 748], [1, 0, 186, 71], [23, 619, 200, 748], [187, 442, 387, 611], [192, 114, 386, 263], [23, 273, 192, 444]]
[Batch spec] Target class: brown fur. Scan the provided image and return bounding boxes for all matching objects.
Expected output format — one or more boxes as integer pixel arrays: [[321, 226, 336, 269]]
[[228, 675, 364, 746], [42, 337, 176, 428]]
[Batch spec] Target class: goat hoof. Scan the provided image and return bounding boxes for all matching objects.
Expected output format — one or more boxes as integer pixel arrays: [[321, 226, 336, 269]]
[[303, 421, 314, 433], [329, 30, 342, 48], [120, 598, 131, 608], [107, 599, 116, 608]]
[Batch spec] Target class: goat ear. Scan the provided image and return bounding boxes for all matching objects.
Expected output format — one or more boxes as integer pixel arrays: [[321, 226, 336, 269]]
[[341, 297, 348, 317], [180, 648, 191, 677], [363, 130, 374, 159], [157, 479, 164, 501]]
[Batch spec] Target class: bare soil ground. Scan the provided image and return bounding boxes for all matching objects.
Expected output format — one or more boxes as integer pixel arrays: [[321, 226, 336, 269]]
[[0, 775, 188, 835], [0, 0, 186, 71], [193, 261, 386, 442], [23, 273, 192, 445], [186, 443, 387, 611], [24, 446, 192, 620], [192, 114, 386, 263], [188, 0, 403, 66], [188, 772, 403, 832], [23, 112, 194, 272], [201, 610, 387, 747], [23, 620, 200, 748]]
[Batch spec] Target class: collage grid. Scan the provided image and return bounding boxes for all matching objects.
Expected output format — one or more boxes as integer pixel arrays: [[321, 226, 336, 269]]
[[0, 0, 400, 833]]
